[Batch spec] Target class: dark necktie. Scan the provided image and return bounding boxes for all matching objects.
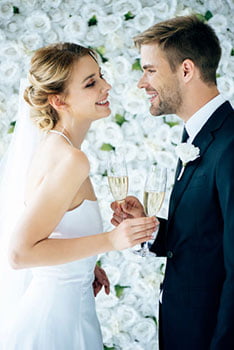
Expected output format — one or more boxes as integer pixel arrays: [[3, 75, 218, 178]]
[[181, 127, 189, 143]]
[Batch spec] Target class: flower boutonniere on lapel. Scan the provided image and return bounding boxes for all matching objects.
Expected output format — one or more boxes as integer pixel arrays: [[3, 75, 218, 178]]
[[175, 143, 200, 181]]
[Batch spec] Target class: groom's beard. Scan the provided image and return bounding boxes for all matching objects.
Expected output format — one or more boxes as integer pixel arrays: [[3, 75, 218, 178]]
[[150, 78, 183, 116]]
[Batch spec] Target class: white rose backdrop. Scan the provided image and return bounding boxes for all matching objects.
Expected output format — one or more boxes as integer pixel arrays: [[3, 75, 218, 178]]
[[0, 0, 233, 349]]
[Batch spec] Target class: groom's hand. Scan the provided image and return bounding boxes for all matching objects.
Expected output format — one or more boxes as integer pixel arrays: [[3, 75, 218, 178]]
[[111, 196, 146, 226], [93, 265, 110, 297]]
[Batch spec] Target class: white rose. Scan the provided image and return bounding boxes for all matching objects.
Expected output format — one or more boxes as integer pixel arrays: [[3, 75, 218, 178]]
[[175, 143, 200, 165], [112, 0, 142, 16], [221, 56, 234, 77], [41, 0, 62, 11], [113, 332, 132, 349], [86, 26, 103, 47], [99, 122, 124, 146], [60, 0, 81, 12], [131, 7, 155, 31], [0, 29, 5, 41], [5, 16, 25, 40], [209, 14, 228, 33], [18, 0, 40, 10], [100, 265, 121, 285], [116, 305, 140, 330], [111, 56, 132, 81], [48, 8, 66, 23], [43, 26, 64, 44], [64, 16, 87, 41], [123, 87, 149, 115], [1, 42, 20, 61], [19, 32, 43, 52], [207, 0, 231, 15], [96, 288, 119, 308], [124, 344, 145, 350], [0, 61, 20, 84], [80, 3, 104, 18], [97, 15, 122, 35], [121, 261, 141, 282], [169, 125, 183, 145], [217, 76, 234, 100], [131, 318, 157, 343], [25, 11, 51, 33], [100, 251, 124, 266], [122, 119, 144, 142], [0, 1, 13, 19], [153, 0, 177, 20], [155, 150, 177, 170]]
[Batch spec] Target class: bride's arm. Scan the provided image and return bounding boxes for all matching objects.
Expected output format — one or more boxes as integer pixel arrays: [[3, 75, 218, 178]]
[[9, 149, 156, 269]]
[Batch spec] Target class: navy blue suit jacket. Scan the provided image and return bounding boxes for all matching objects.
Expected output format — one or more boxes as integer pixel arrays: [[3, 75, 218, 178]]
[[151, 101, 234, 349]]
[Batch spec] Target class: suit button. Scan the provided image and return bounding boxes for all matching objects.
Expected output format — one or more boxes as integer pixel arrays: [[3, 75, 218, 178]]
[[167, 251, 173, 258]]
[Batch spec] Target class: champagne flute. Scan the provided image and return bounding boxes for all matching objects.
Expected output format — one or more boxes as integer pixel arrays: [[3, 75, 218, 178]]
[[134, 165, 167, 257], [107, 150, 129, 204]]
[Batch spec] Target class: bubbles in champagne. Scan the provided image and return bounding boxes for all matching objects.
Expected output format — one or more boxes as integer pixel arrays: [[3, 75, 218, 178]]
[[108, 176, 128, 202], [143, 191, 165, 216]]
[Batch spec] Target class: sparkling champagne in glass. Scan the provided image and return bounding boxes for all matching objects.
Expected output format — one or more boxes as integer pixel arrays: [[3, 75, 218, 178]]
[[107, 150, 128, 203], [134, 165, 167, 257]]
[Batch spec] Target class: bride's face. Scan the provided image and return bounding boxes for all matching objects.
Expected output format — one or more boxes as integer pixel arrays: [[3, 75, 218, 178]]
[[64, 55, 111, 121]]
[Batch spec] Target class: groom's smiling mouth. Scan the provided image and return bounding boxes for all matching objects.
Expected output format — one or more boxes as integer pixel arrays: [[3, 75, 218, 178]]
[[147, 91, 159, 103]]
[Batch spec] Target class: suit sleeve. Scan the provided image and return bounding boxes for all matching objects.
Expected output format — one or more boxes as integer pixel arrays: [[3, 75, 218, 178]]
[[211, 139, 234, 349], [149, 217, 167, 256]]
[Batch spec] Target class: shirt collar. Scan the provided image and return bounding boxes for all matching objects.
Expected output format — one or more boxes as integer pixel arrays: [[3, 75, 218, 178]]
[[185, 94, 226, 143]]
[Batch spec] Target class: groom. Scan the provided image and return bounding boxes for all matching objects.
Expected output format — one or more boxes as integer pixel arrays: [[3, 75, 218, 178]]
[[111, 15, 234, 349]]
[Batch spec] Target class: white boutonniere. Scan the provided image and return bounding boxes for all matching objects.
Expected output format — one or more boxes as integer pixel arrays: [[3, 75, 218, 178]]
[[175, 143, 200, 180]]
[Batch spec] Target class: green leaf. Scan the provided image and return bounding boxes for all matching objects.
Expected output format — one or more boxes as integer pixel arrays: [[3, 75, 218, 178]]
[[100, 143, 115, 151], [102, 169, 108, 177], [95, 46, 108, 63], [8, 120, 16, 134], [114, 284, 130, 298], [159, 263, 165, 274], [132, 58, 142, 71], [231, 48, 234, 56], [13, 6, 20, 14], [88, 15, 97, 26], [145, 315, 158, 326], [216, 73, 221, 78], [205, 10, 213, 21], [96, 260, 102, 267], [163, 118, 179, 128], [124, 11, 135, 20], [104, 346, 116, 350], [195, 13, 206, 23], [115, 113, 127, 126]]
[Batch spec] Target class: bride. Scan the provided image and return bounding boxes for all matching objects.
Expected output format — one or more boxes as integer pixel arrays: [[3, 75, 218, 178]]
[[0, 42, 156, 349]]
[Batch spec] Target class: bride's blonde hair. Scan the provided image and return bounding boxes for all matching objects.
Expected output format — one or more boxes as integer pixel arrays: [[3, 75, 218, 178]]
[[24, 43, 97, 131]]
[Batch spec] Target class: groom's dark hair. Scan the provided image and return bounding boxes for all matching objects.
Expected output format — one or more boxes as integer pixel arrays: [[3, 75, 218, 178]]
[[134, 15, 221, 85]]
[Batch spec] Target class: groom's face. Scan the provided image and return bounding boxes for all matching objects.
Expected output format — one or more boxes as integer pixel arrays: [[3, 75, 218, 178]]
[[138, 43, 183, 116]]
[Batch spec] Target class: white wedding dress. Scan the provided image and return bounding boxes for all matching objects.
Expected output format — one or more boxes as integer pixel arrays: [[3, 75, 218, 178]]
[[1, 200, 104, 350]]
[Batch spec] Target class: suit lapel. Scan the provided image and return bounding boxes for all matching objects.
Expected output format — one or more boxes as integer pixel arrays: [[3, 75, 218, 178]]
[[168, 101, 232, 225]]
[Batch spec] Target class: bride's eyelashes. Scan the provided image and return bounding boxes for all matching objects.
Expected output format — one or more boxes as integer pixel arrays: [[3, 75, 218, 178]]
[[85, 73, 105, 88]]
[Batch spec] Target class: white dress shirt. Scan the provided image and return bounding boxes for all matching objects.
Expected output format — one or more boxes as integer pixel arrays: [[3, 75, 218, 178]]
[[185, 94, 226, 143]]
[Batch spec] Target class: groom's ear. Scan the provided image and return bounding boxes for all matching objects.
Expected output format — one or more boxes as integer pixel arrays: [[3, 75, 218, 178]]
[[181, 59, 195, 83]]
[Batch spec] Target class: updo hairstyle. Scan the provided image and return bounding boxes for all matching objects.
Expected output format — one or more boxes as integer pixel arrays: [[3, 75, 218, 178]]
[[24, 43, 97, 131]]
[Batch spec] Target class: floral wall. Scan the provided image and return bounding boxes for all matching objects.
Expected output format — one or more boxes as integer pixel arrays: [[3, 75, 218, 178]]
[[0, 0, 233, 349]]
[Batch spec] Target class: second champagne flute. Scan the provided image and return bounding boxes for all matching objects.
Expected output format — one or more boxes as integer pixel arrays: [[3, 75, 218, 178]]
[[107, 150, 129, 204], [134, 164, 167, 257]]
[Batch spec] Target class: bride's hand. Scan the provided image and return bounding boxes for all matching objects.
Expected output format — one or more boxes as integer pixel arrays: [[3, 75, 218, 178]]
[[109, 216, 157, 250]]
